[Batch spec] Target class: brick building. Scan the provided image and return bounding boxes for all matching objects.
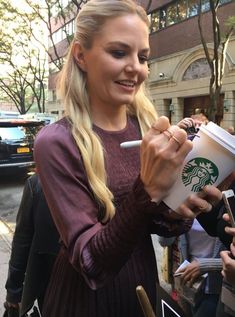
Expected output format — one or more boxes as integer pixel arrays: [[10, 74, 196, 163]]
[[47, 0, 235, 128], [139, 0, 235, 128]]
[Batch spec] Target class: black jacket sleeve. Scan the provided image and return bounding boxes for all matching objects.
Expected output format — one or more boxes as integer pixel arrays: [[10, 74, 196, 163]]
[[5, 177, 35, 303], [197, 181, 235, 249]]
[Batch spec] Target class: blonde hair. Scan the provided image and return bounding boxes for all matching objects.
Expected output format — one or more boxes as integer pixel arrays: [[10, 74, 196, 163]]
[[57, 0, 158, 222]]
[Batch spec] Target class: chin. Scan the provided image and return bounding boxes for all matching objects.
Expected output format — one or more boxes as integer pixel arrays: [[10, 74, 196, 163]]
[[115, 96, 135, 106]]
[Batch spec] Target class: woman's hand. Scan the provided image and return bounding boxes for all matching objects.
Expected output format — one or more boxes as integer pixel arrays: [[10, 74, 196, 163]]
[[177, 260, 201, 287], [220, 218, 235, 286], [177, 117, 196, 130], [220, 250, 235, 286], [174, 184, 222, 219], [177, 117, 202, 131], [140, 116, 193, 203], [223, 218, 235, 251]]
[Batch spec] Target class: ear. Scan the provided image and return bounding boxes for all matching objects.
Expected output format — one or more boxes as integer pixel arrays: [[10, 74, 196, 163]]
[[72, 42, 87, 72]]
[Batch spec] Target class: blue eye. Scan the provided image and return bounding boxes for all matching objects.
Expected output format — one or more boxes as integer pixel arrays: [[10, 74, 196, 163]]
[[111, 50, 126, 58]]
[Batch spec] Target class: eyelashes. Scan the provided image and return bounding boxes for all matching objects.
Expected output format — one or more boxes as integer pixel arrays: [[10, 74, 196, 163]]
[[110, 50, 148, 64]]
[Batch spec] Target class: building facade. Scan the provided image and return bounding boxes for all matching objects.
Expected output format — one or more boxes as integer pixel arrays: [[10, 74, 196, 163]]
[[47, 0, 235, 129], [140, 0, 235, 129]]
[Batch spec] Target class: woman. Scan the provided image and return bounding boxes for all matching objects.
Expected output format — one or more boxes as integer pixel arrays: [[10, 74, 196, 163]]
[[34, 1, 221, 316]]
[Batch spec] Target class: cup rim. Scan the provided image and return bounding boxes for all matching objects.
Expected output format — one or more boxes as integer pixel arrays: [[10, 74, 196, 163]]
[[200, 122, 235, 155]]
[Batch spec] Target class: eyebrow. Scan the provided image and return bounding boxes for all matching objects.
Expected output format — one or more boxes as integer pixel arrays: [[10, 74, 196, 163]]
[[106, 41, 150, 54]]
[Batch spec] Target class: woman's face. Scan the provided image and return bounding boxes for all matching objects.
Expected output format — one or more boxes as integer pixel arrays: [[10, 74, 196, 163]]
[[78, 14, 150, 114]]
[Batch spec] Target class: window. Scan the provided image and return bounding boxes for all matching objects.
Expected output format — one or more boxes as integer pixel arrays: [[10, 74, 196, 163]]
[[50, 19, 75, 46], [188, 0, 199, 17], [166, 3, 178, 26], [201, 0, 210, 12], [219, 0, 231, 4], [159, 9, 167, 29], [183, 58, 210, 80], [178, 0, 187, 21], [149, 0, 232, 33], [151, 11, 160, 32], [0, 127, 25, 140]]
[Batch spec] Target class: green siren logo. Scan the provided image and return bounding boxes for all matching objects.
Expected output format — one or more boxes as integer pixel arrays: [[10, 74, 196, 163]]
[[182, 157, 219, 192]]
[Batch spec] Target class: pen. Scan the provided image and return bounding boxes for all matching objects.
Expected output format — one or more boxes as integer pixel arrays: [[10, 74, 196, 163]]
[[120, 140, 142, 148], [120, 134, 199, 149]]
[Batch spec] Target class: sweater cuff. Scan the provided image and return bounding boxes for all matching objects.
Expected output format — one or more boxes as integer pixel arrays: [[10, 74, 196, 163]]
[[198, 258, 223, 273], [6, 291, 22, 304], [132, 176, 162, 213]]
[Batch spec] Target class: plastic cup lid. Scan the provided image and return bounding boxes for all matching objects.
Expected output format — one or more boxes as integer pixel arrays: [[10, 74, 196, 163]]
[[200, 122, 235, 155]]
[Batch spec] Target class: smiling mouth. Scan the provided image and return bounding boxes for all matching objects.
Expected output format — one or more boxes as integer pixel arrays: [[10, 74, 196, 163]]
[[115, 80, 136, 87]]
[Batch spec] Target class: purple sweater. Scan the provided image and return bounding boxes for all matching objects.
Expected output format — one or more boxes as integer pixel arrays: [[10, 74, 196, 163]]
[[34, 116, 192, 317]]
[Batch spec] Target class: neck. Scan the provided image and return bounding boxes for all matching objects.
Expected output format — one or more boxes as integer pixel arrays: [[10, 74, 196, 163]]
[[91, 105, 127, 131]]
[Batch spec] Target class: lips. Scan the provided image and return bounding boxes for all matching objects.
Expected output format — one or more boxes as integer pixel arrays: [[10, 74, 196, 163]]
[[115, 80, 136, 87]]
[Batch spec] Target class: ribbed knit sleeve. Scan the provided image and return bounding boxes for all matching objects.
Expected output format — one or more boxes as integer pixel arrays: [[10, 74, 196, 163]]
[[197, 258, 223, 273], [34, 117, 192, 291], [81, 177, 155, 287]]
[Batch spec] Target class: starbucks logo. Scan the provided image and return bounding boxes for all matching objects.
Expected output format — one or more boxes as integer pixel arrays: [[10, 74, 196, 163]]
[[182, 157, 219, 192]]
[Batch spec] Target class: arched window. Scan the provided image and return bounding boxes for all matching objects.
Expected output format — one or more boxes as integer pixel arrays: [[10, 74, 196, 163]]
[[183, 58, 210, 80]]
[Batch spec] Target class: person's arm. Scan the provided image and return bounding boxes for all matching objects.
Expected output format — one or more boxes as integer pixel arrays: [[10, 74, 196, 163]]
[[150, 205, 193, 237], [197, 179, 235, 245], [197, 258, 223, 274], [177, 258, 223, 286], [197, 200, 223, 236], [197, 199, 233, 249], [5, 178, 34, 304], [34, 120, 215, 289], [221, 250, 235, 286]]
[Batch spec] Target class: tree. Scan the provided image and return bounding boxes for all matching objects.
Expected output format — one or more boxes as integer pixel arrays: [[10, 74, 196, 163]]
[[198, 0, 235, 122], [0, 0, 48, 114], [23, 0, 87, 72], [0, 0, 88, 113]]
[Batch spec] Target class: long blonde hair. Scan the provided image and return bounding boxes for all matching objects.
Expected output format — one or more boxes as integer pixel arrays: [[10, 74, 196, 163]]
[[57, 0, 158, 222]]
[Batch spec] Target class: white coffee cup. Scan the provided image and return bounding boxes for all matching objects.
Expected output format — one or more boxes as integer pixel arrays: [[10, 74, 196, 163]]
[[163, 122, 235, 210]]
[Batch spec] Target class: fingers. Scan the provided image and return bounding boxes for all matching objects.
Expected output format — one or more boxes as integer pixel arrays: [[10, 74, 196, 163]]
[[177, 117, 194, 130], [220, 250, 233, 278], [220, 250, 231, 262], [231, 242, 235, 256], [148, 117, 191, 153], [202, 185, 223, 204], [176, 202, 198, 219], [150, 116, 171, 134], [223, 213, 231, 223], [180, 264, 200, 286], [166, 126, 187, 150], [225, 226, 235, 237], [162, 126, 193, 155], [177, 193, 214, 218], [220, 250, 235, 284], [185, 185, 223, 215], [141, 118, 193, 202]]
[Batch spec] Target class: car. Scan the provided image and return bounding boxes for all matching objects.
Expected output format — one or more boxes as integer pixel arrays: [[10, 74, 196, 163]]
[[0, 119, 45, 174]]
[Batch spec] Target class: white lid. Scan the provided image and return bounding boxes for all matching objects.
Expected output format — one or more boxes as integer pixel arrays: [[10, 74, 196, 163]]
[[200, 122, 235, 155]]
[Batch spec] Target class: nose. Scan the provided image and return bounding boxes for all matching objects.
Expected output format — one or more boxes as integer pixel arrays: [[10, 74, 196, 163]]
[[124, 55, 141, 73]]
